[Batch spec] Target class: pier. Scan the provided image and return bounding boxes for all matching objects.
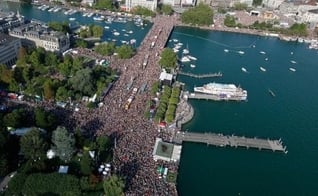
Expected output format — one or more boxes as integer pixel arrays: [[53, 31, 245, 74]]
[[173, 132, 287, 153], [177, 71, 222, 79]]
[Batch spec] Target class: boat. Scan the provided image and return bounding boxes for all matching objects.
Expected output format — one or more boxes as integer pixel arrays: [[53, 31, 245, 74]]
[[180, 56, 191, 62], [128, 30, 133, 34], [190, 64, 196, 68], [113, 32, 120, 36], [193, 82, 247, 101], [69, 18, 76, 21], [289, 67, 296, 72], [260, 67, 266, 72], [224, 49, 229, 52], [238, 51, 245, 54], [268, 89, 276, 97], [104, 26, 110, 29], [187, 55, 197, 61], [183, 48, 189, 54], [241, 67, 248, 73], [82, 12, 88, 17], [265, 58, 268, 61], [290, 60, 297, 64], [260, 51, 266, 54], [87, 12, 94, 17], [93, 15, 105, 21]]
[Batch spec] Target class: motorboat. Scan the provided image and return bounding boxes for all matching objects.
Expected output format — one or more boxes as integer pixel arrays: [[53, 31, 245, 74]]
[[290, 60, 297, 64], [238, 51, 245, 55], [289, 67, 296, 72], [224, 49, 229, 52], [241, 67, 248, 73], [190, 64, 196, 68], [260, 67, 266, 72], [260, 51, 266, 54], [188, 55, 197, 61]]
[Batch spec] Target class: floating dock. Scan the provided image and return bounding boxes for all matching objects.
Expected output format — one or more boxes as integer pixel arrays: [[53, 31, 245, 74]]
[[173, 132, 287, 153]]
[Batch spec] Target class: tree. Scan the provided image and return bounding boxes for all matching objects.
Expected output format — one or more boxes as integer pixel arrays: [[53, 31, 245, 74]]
[[233, 2, 248, 10], [252, 0, 262, 6], [80, 151, 93, 175], [69, 68, 95, 96], [75, 39, 88, 48], [132, 6, 156, 17], [95, 0, 114, 10], [103, 175, 125, 196], [161, 4, 173, 15], [181, 3, 213, 26], [51, 127, 75, 162], [3, 108, 31, 128], [159, 48, 177, 70], [224, 15, 237, 27], [92, 25, 104, 37], [115, 45, 135, 59], [20, 128, 48, 166], [95, 43, 116, 56], [16, 47, 28, 66], [43, 79, 56, 100], [34, 107, 57, 130]]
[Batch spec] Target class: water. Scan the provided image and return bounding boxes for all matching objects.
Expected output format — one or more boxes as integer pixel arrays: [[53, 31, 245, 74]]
[[0, 2, 152, 47], [3, 2, 318, 195], [167, 26, 318, 195]]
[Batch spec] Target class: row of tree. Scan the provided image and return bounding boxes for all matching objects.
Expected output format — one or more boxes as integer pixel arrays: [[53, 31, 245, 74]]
[[154, 85, 180, 123], [181, 3, 214, 26], [95, 42, 136, 59]]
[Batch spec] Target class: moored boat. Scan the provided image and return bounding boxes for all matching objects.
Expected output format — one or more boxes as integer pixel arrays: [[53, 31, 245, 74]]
[[194, 82, 247, 101]]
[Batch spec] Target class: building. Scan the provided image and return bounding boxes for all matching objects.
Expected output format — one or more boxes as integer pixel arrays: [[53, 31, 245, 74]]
[[125, 0, 158, 12], [153, 138, 182, 162], [9, 20, 70, 53], [0, 33, 21, 66], [0, 11, 26, 33], [206, 0, 252, 7], [81, 0, 95, 7], [262, 0, 284, 9], [159, 71, 173, 86]]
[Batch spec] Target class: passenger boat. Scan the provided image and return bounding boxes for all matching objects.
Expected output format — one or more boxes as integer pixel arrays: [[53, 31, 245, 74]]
[[194, 82, 247, 101]]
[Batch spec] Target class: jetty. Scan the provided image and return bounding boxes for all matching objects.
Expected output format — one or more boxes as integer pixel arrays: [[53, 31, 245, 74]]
[[177, 71, 222, 79], [173, 132, 287, 153]]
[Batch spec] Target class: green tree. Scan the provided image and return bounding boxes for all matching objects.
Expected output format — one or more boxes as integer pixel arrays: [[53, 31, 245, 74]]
[[161, 4, 173, 15], [233, 2, 248, 10], [224, 15, 237, 27], [159, 48, 177, 70], [43, 79, 56, 100], [252, 0, 262, 6], [80, 151, 93, 175], [20, 128, 48, 167], [95, 43, 116, 56], [95, 0, 114, 10], [181, 3, 213, 26], [0, 64, 14, 84], [75, 39, 88, 48], [132, 6, 156, 17], [115, 45, 135, 59], [103, 175, 125, 196], [16, 47, 28, 66], [6, 173, 28, 195], [56, 86, 70, 101], [69, 68, 95, 96], [52, 127, 75, 162], [3, 108, 31, 128], [92, 25, 104, 37], [44, 51, 59, 67], [34, 107, 57, 130]]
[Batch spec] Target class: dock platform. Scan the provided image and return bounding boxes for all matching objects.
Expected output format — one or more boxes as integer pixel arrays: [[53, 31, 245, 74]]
[[173, 132, 287, 153]]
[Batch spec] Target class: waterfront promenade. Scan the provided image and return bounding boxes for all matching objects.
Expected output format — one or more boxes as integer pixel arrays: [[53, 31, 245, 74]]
[[173, 131, 287, 153]]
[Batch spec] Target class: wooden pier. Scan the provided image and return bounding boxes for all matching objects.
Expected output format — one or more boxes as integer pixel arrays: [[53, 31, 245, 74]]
[[173, 132, 287, 153], [177, 71, 222, 79]]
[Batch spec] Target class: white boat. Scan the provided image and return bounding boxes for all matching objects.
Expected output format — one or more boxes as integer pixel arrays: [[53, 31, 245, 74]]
[[124, 33, 129, 37], [183, 48, 189, 54], [265, 58, 268, 61], [172, 39, 178, 42], [260, 67, 266, 72], [260, 51, 266, 54], [180, 56, 191, 62], [224, 49, 229, 52], [173, 48, 179, 53], [87, 12, 94, 17], [128, 30, 133, 34], [188, 55, 197, 61], [53, 7, 61, 12], [289, 67, 296, 72], [48, 7, 55, 12], [241, 67, 248, 73], [290, 60, 297, 64], [113, 32, 120, 36], [194, 82, 247, 101], [93, 15, 105, 21], [69, 18, 76, 21], [82, 12, 88, 17], [238, 50, 245, 54], [190, 64, 196, 68], [104, 26, 110, 29]]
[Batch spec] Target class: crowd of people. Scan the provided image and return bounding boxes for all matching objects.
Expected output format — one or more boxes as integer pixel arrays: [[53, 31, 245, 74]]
[[69, 14, 181, 195]]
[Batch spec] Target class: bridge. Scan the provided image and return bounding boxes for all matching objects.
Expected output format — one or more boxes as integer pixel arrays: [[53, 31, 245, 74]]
[[177, 71, 222, 79], [173, 131, 287, 153]]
